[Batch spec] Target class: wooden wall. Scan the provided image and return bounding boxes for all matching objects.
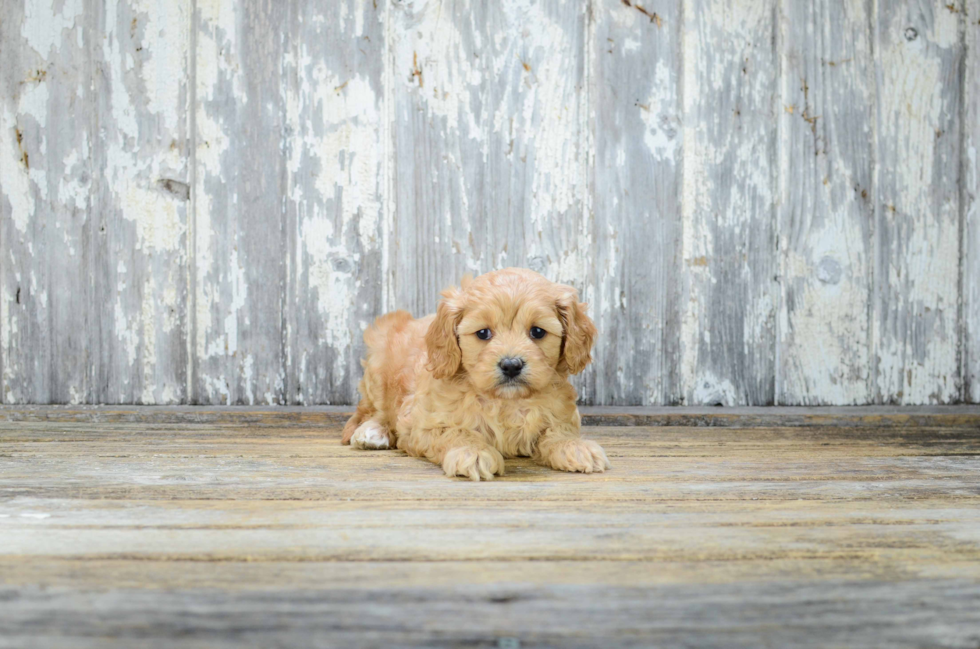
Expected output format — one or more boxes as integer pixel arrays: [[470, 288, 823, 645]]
[[0, 0, 977, 406]]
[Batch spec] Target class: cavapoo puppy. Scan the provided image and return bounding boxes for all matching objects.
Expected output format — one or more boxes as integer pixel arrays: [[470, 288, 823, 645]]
[[341, 267, 610, 481]]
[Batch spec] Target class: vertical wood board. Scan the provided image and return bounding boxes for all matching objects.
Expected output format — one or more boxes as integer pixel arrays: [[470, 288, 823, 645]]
[[592, 0, 682, 405], [964, 0, 979, 403], [874, 0, 963, 403], [282, 0, 387, 405], [388, 0, 593, 398], [0, 0, 190, 404], [680, 0, 779, 405], [193, 0, 287, 404], [777, 0, 875, 404]]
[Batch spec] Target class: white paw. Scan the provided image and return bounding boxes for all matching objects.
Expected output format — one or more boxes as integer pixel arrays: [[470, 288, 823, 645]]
[[442, 445, 506, 481], [545, 439, 611, 474], [350, 421, 391, 450]]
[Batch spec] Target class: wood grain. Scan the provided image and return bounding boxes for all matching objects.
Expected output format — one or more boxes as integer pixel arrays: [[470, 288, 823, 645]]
[[874, 0, 963, 404], [282, 0, 386, 405], [387, 0, 594, 398], [1, 0, 190, 404], [387, 0, 491, 315], [192, 0, 288, 405], [680, 0, 779, 406], [592, 0, 682, 405], [777, 0, 875, 404], [1, 0, 977, 406], [965, 0, 979, 403], [1, 414, 979, 646], [1, 0, 96, 404]]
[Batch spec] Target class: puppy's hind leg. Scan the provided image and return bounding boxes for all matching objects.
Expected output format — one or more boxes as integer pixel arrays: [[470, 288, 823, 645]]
[[341, 398, 373, 445], [343, 398, 393, 449], [349, 419, 394, 450]]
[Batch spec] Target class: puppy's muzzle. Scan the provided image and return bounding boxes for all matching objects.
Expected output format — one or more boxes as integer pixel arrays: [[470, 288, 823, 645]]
[[498, 357, 524, 380]]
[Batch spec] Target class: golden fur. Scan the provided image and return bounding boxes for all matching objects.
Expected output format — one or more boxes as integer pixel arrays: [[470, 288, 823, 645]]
[[342, 268, 610, 481]]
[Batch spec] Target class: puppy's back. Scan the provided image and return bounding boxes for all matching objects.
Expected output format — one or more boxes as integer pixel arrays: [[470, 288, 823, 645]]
[[361, 311, 432, 422]]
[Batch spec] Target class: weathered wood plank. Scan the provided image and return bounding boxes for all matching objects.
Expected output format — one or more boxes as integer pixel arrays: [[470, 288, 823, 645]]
[[387, 0, 593, 391], [592, 0, 682, 405], [874, 0, 963, 404], [1, 417, 980, 647], [1, 0, 978, 409], [282, 0, 386, 406], [3, 424, 980, 506], [680, 0, 779, 406], [5, 580, 980, 649], [4, 496, 980, 561], [1, 0, 96, 404], [0, 1, 190, 404], [1, 580, 978, 649], [99, 1, 192, 404], [965, 0, 979, 403], [192, 0, 287, 404], [484, 0, 595, 398], [388, 0, 489, 315], [777, 0, 875, 404], [7, 558, 978, 591]]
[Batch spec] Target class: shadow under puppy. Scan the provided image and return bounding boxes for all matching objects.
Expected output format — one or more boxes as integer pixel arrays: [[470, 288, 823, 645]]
[[342, 267, 611, 481]]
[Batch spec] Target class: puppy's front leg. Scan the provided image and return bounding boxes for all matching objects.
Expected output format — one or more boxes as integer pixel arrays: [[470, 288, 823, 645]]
[[534, 426, 611, 474], [414, 428, 505, 482]]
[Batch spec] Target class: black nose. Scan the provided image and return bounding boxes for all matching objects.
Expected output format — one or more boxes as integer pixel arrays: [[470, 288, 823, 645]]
[[499, 357, 524, 378]]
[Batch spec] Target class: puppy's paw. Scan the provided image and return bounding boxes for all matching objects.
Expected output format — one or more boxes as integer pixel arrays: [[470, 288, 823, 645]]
[[540, 439, 611, 474], [442, 445, 506, 481], [349, 421, 392, 450]]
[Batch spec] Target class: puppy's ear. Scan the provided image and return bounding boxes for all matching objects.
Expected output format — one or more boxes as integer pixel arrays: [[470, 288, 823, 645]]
[[425, 285, 465, 379], [556, 285, 597, 375]]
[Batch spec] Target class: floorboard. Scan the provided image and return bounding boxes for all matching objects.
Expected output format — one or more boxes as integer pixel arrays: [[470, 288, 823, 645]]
[[1, 408, 978, 647]]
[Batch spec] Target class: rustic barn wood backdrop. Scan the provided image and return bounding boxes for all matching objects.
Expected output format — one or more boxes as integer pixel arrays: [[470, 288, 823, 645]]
[[0, 0, 978, 406]]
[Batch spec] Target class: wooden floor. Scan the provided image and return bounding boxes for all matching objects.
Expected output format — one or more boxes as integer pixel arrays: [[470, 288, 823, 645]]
[[1, 407, 979, 648]]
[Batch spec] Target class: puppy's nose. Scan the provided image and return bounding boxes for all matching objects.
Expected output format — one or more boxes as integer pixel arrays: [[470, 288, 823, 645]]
[[498, 357, 524, 378]]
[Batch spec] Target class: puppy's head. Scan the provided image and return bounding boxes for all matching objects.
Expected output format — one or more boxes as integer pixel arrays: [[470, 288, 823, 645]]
[[425, 268, 596, 398]]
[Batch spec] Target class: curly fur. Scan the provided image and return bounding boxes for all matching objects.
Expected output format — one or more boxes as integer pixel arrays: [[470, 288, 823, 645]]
[[342, 268, 609, 481]]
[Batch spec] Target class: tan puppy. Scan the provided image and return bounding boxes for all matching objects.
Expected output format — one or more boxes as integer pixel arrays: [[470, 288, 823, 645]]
[[341, 268, 610, 481]]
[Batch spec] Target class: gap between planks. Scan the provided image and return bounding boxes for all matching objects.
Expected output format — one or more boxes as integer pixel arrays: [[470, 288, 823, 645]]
[[0, 405, 977, 428]]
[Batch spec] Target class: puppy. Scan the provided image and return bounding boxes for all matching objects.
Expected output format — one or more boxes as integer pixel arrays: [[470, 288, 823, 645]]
[[341, 268, 610, 481]]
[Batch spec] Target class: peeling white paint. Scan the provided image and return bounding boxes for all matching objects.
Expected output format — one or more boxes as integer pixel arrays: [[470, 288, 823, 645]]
[[2, 0, 975, 407], [300, 217, 356, 355], [397, 0, 483, 138], [307, 69, 381, 247], [242, 354, 255, 405], [0, 285, 18, 402], [195, 0, 241, 378], [17, 80, 49, 129], [776, 0, 875, 405], [119, 183, 186, 252], [692, 372, 738, 407], [967, 0, 980, 404], [21, 0, 84, 58], [140, 276, 157, 404], [679, 0, 777, 405], [640, 60, 679, 163], [59, 142, 91, 210], [114, 299, 140, 368], [206, 248, 247, 358], [0, 108, 35, 233], [131, 0, 188, 131], [874, 3, 960, 404]]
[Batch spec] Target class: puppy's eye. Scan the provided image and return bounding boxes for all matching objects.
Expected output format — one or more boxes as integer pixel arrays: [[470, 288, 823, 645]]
[[475, 328, 493, 340], [530, 326, 547, 340]]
